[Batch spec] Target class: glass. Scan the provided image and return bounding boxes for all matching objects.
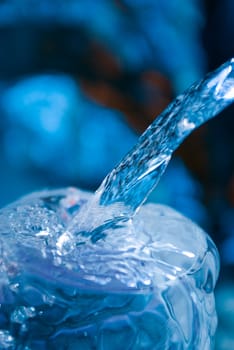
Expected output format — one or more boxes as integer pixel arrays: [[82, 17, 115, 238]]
[[1, 59, 234, 349], [0, 187, 219, 349]]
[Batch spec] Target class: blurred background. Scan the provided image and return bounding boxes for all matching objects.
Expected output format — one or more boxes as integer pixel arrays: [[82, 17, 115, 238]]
[[0, 1, 233, 348]]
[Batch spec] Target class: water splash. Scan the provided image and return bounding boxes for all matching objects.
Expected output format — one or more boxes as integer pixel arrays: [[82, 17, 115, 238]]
[[1, 58, 231, 348], [69, 59, 234, 233]]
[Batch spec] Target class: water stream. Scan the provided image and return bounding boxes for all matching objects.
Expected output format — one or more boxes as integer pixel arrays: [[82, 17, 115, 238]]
[[68, 59, 234, 235], [1, 59, 233, 349]]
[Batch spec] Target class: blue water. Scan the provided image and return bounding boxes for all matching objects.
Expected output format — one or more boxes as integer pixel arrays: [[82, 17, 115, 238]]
[[0, 188, 219, 349], [0, 60, 233, 348], [96, 59, 234, 213], [66, 59, 234, 241]]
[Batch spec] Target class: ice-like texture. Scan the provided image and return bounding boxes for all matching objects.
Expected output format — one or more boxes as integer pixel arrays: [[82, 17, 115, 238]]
[[0, 188, 219, 349]]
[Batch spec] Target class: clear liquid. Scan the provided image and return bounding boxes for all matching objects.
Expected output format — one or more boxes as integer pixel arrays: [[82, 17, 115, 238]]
[[0, 188, 219, 349], [0, 272, 216, 349], [97, 59, 234, 211], [67, 59, 234, 237], [1, 59, 233, 348]]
